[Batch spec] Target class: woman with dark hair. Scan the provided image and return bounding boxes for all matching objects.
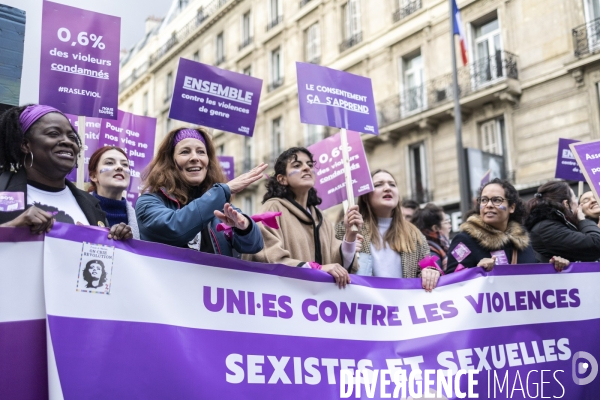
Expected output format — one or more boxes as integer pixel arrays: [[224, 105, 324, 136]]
[[412, 203, 449, 270], [446, 178, 543, 273], [336, 169, 436, 290], [88, 146, 139, 239], [245, 147, 361, 288], [524, 181, 600, 264], [135, 127, 265, 256], [83, 259, 107, 289], [0, 105, 130, 240]]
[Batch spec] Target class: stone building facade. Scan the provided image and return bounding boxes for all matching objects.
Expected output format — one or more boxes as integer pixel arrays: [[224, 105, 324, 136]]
[[118, 0, 600, 224]]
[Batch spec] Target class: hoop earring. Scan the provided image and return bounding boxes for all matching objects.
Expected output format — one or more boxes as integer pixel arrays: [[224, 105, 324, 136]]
[[26, 152, 34, 168]]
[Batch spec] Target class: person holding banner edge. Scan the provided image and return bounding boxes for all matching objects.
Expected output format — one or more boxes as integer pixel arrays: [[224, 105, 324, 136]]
[[0, 105, 131, 240], [245, 147, 360, 288], [135, 127, 265, 256]]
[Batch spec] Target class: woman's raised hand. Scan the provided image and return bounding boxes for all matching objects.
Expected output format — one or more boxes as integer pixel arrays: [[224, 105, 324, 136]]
[[343, 205, 364, 242], [214, 203, 250, 230], [0, 206, 54, 234], [320, 263, 351, 289], [227, 163, 268, 194]]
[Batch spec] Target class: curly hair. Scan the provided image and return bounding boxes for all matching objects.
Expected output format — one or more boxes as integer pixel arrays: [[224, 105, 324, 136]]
[[477, 178, 526, 224], [0, 105, 81, 173], [82, 259, 107, 288], [526, 181, 578, 225], [412, 203, 444, 232], [262, 147, 322, 206], [141, 127, 225, 205]]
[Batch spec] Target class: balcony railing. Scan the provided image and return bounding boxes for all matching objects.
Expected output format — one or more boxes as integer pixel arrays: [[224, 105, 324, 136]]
[[299, 0, 313, 8], [393, 0, 422, 22], [573, 17, 600, 57], [267, 15, 283, 31], [339, 32, 362, 52], [239, 36, 253, 51], [268, 77, 284, 92], [377, 51, 519, 128]]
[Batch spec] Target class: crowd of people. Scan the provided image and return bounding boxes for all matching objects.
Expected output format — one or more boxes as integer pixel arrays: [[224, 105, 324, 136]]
[[1, 104, 599, 291]]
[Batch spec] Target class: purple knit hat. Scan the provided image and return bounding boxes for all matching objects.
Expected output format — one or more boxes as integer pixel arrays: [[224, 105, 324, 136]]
[[19, 105, 67, 133], [173, 129, 207, 148]]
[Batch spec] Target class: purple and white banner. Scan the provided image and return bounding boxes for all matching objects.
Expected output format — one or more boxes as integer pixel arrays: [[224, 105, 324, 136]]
[[41, 224, 600, 399], [296, 62, 379, 135], [40, 1, 120, 119], [555, 138, 585, 181], [169, 58, 262, 136], [308, 130, 373, 210], [218, 155, 235, 181]]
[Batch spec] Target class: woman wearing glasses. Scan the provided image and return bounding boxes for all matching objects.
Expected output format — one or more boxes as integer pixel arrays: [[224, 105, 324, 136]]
[[525, 182, 600, 265], [446, 178, 540, 273]]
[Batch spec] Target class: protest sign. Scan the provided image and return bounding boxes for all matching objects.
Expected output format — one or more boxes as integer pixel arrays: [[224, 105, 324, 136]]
[[65, 112, 102, 183], [218, 156, 235, 181], [169, 58, 262, 136], [556, 138, 585, 181], [39, 1, 120, 119], [308, 130, 373, 210], [296, 62, 378, 135], [97, 110, 156, 204], [41, 223, 600, 399], [570, 139, 600, 201], [0, 228, 47, 400]]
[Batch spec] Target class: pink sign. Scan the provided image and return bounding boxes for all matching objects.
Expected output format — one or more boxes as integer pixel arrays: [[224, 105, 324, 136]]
[[0, 192, 24, 212]]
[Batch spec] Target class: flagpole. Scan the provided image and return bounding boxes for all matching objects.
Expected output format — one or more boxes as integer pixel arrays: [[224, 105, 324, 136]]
[[450, 0, 471, 218]]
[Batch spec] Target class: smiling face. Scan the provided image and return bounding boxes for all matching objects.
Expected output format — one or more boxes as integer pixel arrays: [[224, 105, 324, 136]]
[[368, 172, 399, 218], [22, 112, 80, 179], [479, 184, 515, 231], [91, 149, 130, 192], [173, 138, 209, 186], [277, 151, 315, 193], [580, 191, 600, 219]]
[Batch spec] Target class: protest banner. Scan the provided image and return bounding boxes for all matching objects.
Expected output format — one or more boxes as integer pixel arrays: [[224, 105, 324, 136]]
[[307, 131, 373, 210], [65, 113, 102, 183], [169, 58, 262, 137], [570, 139, 600, 201], [218, 156, 235, 181], [556, 138, 585, 182], [0, 228, 47, 400], [39, 1, 120, 119], [42, 223, 600, 399]]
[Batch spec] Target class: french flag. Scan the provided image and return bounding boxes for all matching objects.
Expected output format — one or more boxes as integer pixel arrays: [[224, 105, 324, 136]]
[[452, 0, 468, 66]]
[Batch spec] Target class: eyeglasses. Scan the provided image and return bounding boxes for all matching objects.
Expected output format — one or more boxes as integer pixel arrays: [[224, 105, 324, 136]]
[[477, 196, 506, 206]]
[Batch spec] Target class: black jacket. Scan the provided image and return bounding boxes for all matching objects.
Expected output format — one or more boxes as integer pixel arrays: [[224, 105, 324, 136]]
[[446, 215, 537, 273], [524, 204, 600, 262], [0, 168, 107, 227]]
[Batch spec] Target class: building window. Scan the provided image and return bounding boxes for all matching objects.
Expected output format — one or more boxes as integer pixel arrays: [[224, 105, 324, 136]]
[[243, 136, 253, 172], [271, 117, 283, 161], [165, 116, 173, 133], [193, 50, 200, 62], [242, 196, 254, 216], [216, 32, 225, 65], [268, 47, 284, 91], [143, 92, 149, 116], [267, 0, 283, 30], [304, 124, 324, 146], [409, 142, 428, 203], [240, 11, 253, 50], [243, 65, 252, 76], [393, 0, 422, 22], [472, 16, 503, 85], [402, 52, 425, 115], [340, 0, 362, 52], [305, 23, 321, 64], [217, 144, 225, 155], [165, 72, 173, 103], [480, 117, 505, 156]]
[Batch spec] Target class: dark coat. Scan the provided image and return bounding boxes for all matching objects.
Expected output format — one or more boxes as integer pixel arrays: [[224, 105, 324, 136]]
[[524, 204, 600, 262], [0, 168, 107, 226], [446, 214, 537, 273]]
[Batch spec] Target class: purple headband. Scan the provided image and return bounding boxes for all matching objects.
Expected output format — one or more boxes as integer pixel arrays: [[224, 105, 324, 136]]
[[19, 105, 66, 133], [173, 129, 207, 148]]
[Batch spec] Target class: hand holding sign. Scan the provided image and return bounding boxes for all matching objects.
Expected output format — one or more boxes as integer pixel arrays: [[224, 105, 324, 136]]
[[343, 205, 363, 241]]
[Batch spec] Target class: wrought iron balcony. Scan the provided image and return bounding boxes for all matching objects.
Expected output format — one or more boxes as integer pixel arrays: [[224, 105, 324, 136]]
[[377, 51, 519, 128], [268, 77, 284, 92], [393, 0, 422, 23], [239, 36, 253, 51], [339, 32, 362, 52], [215, 55, 226, 66], [267, 15, 283, 31], [573, 18, 600, 57]]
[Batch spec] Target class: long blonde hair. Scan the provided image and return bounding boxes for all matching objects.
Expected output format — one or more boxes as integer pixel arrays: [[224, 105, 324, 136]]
[[357, 169, 423, 253]]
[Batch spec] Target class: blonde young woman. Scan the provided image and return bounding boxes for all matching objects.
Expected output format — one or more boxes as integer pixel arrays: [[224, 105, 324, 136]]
[[336, 169, 439, 291]]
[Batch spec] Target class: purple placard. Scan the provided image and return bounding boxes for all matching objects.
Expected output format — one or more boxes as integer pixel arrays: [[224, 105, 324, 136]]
[[39, 1, 120, 119], [296, 62, 379, 135], [555, 138, 585, 181], [307, 130, 373, 210], [169, 59, 262, 136], [451, 242, 471, 262], [0, 192, 24, 212], [98, 110, 157, 205], [65, 113, 102, 182], [490, 249, 509, 265], [217, 156, 234, 181]]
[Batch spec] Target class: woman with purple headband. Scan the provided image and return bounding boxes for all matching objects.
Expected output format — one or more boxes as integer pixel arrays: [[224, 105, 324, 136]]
[[0, 105, 131, 240], [135, 127, 266, 256]]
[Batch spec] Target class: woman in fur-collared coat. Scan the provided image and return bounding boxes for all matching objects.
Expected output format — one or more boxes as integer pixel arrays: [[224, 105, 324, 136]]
[[446, 179, 539, 273]]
